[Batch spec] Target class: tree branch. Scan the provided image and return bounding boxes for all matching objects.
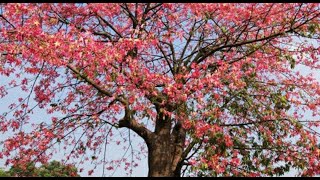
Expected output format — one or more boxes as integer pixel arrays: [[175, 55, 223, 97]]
[[66, 64, 127, 105], [118, 107, 154, 142], [96, 15, 123, 38], [219, 118, 292, 127]]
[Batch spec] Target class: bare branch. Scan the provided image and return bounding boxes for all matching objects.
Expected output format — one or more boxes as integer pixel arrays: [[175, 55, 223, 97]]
[[66, 64, 127, 105]]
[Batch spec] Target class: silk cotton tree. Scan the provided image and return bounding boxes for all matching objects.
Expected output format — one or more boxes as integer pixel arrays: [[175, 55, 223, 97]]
[[0, 3, 320, 177]]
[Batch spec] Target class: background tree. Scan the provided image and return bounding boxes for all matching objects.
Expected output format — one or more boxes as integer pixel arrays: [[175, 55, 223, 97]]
[[8, 162, 37, 177], [0, 3, 320, 177], [0, 161, 79, 177], [0, 168, 9, 177]]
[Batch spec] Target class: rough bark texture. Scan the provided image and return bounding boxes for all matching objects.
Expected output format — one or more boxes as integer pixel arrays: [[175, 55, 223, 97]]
[[119, 103, 187, 177], [147, 113, 186, 177]]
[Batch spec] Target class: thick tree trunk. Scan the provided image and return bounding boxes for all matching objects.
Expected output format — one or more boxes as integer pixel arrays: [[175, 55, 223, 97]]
[[119, 105, 187, 177], [147, 136, 183, 177], [147, 137, 173, 176], [147, 119, 186, 177]]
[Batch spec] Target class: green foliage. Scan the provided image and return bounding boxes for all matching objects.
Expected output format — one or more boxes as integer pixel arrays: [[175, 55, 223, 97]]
[[284, 54, 296, 69], [0, 168, 9, 177], [36, 161, 79, 177], [8, 162, 37, 177], [2, 161, 80, 177]]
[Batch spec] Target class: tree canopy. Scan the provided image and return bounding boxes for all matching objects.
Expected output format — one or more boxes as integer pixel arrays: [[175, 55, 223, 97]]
[[0, 161, 79, 177], [0, 3, 320, 177]]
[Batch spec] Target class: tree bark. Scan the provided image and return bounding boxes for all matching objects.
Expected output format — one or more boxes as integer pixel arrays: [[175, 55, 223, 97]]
[[119, 104, 187, 177], [147, 136, 173, 177], [147, 119, 186, 177]]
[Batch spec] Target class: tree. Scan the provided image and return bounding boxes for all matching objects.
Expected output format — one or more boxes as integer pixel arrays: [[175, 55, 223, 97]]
[[0, 3, 320, 177], [0, 161, 79, 177], [0, 168, 9, 177], [36, 160, 79, 177]]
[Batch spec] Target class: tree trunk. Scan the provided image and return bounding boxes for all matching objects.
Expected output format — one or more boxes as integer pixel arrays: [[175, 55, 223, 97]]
[[147, 137, 172, 176], [119, 105, 187, 177], [147, 137, 182, 177], [147, 120, 186, 177]]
